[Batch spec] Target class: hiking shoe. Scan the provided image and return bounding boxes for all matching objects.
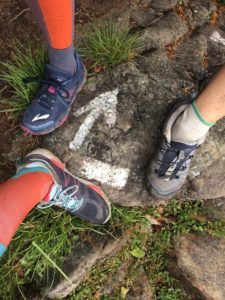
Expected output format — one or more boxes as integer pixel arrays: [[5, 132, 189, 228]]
[[146, 101, 206, 200], [21, 51, 87, 135], [17, 149, 111, 224]]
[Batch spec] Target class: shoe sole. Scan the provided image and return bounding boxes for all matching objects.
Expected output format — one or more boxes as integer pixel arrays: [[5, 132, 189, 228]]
[[21, 67, 87, 136], [145, 97, 193, 200], [27, 148, 111, 223]]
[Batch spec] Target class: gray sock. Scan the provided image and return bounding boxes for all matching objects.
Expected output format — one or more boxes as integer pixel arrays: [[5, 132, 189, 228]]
[[48, 45, 77, 75]]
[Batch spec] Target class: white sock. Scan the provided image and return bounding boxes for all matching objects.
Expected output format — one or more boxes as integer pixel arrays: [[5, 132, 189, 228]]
[[171, 102, 215, 145]]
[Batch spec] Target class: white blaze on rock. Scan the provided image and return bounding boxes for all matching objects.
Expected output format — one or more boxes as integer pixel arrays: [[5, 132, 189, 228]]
[[69, 89, 119, 150], [210, 31, 225, 46], [80, 158, 130, 189]]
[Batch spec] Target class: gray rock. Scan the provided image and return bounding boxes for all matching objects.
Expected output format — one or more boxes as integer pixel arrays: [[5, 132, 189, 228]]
[[43, 53, 195, 207], [138, 11, 189, 52], [185, 0, 217, 28], [190, 157, 225, 199], [101, 261, 131, 295], [42, 4, 225, 206], [150, 0, 177, 12], [126, 267, 154, 300], [175, 32, 208, 77], [130, 7, 159, 28], [174, 234, 225, 300], [203, 198, 225, 221], [187, 123, 225, 200], [46, 233, 127, 299]]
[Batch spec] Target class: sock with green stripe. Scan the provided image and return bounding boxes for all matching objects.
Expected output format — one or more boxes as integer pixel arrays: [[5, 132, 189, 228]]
[[0, 167, 53, 257], [171, 101, 215, 145]]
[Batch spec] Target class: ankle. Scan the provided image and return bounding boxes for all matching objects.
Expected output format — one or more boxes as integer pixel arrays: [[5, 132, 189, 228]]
[[48, 45, 77, 75]]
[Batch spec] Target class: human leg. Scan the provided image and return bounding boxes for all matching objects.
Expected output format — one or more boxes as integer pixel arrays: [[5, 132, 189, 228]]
[[0, 169, 53, 256], [146, 64, 225, 199], [25, 0, 76, 74], [21, 0, 87, 135], [0, 149, 111, 257]]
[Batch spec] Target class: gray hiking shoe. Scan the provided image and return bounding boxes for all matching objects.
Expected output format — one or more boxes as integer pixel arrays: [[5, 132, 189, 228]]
[[146, 101, 205, 200]]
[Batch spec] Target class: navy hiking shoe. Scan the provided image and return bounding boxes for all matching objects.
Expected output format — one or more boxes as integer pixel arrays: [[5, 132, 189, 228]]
[[21, 51, 87, 135], [146, 101, 206, 200], [18, 149, 111, 224]]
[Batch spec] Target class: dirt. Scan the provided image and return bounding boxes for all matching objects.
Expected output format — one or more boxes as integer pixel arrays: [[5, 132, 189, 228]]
[[0, 0, 125, 180]]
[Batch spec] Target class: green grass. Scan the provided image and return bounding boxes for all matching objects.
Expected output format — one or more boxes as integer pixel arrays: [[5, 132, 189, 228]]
[[0, 24, 139, 118], [0, 44, 47, 117], [71, 200, 225, 300], [0, 200, 224, 299], [0, 208, 105, 299], [78, 23, 139, 72]]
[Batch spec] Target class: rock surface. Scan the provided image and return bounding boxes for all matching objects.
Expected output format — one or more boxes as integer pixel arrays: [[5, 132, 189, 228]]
[[203, 198, 225, 221], [46, 232, 127, 299], [40, 1, 225, 298], [126, 267, 154, 300], [174, 234, 225, 300], [43, 15, 225, 206]]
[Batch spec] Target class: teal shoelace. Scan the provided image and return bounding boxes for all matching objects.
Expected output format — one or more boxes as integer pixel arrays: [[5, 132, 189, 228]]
[[37, 184, 84, 212]]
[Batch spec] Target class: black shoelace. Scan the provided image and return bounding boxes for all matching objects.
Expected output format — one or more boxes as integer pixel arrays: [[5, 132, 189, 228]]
[[155, 141, 195, 179], [23, 76, 70, 110]]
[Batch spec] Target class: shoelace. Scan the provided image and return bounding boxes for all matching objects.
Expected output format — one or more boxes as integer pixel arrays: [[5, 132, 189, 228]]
[[155, 142, 195, 179], [37, 184, 84, 212], [23, 76, 70, 109]]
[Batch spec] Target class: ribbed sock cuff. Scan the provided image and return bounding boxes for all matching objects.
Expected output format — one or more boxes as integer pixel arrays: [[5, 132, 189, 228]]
[[13, 167, 50, 179], [192, 101, 216, 127], [0, 243, 7, 257]]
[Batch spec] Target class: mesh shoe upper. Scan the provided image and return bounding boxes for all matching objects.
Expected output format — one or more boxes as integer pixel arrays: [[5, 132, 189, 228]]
[[21, 51, 86, 135], [18, 151, 111, 224], [147, 101, 205, 199]]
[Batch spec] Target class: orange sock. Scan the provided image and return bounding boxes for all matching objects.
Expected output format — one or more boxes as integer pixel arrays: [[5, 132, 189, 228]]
[[38, 0, 74, 49], [0, 170, 53, 256], [25, 0, 76, 74]]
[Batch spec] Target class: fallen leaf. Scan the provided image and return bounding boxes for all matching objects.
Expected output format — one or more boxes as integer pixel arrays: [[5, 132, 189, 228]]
[[130, 247, 145, 258], [145, 215, 162, 226], [121, 286, 129, 299]]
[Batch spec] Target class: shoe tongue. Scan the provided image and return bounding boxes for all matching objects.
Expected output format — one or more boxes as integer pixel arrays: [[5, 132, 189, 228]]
[[171, 140, 197, 150], [46, 64, 73, 83]]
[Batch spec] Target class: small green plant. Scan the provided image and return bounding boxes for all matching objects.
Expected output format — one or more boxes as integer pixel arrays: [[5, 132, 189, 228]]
[[219, 0, 225, 5], [1, 200, 224, 299], [71, 200, 225, 300], [79, 22, 139, 72], [0, 23, 138, 118], [0, 43, 47, 116], [0, 207, 103, 299]]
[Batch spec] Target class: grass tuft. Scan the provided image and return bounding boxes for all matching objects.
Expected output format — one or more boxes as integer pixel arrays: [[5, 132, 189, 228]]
[[79, 22, 139, 72], [71, 200, 225, 300], [0, 200, 224, 299], [0, 24, 138, 118], [0, 207, 103, 299], [0, 43, 47, 116]]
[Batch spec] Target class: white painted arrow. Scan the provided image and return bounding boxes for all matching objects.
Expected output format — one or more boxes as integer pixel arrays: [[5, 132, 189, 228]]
[[80, 157, 130, 189], [210, 31, 225, 46], [69, 88, 119, 150]]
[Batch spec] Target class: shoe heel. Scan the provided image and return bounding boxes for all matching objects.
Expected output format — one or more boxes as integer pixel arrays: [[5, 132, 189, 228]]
[[26, 148, 65, 169]]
